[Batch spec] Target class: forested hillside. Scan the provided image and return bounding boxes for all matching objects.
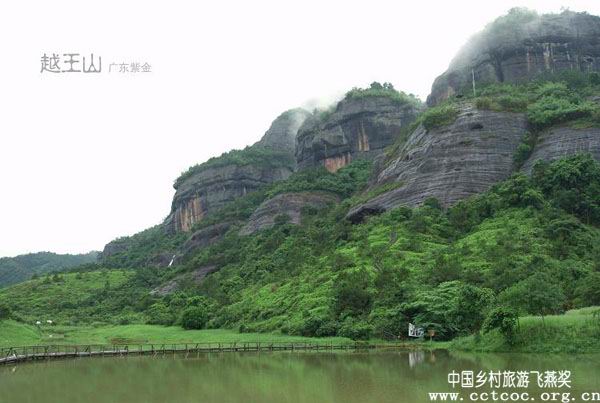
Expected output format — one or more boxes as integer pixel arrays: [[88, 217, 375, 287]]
[[0, 251, 98, 287], [2, 9, 600, 352]]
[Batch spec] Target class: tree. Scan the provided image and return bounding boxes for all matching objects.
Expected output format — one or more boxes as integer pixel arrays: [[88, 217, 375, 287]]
[[533, 154, 600, 225], [181, 306, 209, 330], [146, 303, 175, 326], [575, 272, 600, 306], [333, 269, 373, 317], [405, 281, 494, 339], [500, 272, 565, 321], [0, 302, 11, 320], [483, 306, 519, 344]]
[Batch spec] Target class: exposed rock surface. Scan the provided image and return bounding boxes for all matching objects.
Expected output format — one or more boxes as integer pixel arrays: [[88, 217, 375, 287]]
[[165, 164, 292, 233], [165, 109, 309, 233], [428, 11, 600, 106], [295, 96, 421, 172], [181, 222, 232, 257], [99, 238, 130, 260], [347, 104, 528, 221], [150, 265, 218, 296], [256, 109, 311, 154], [240, 192, 339, 235], [522, 126, 600, 173]]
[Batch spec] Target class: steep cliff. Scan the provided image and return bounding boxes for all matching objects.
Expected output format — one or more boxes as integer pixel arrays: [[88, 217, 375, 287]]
[[522, 126, 600, 173], [256, 108, 311, 154], [296, 89, 421, 172], [427, 10, 600, 106], [165, 109, 309, 233], [347, 103, 528, 221]]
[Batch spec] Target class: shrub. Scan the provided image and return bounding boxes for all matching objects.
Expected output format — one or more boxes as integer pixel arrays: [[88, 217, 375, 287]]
[[497, 95, 528, 112], [174, 147, 295, 189], [499, 272, 566, 318], [513, 143, 532, 167], [338, 317, 373, 340], [527, 97, 595, 131], [421, 104, 459, 130], [180, 306, 209, 330], [0, 302, 11, 320], [369, 306, 408, 340], [146, 303, 175, 326], [333, 269, 373, 317], [575, 272, 600, 306], [345, 82, 422, 107], [475, 97, 493, 110], [513, 132, 535, 168], [482, 306, 518, 344]]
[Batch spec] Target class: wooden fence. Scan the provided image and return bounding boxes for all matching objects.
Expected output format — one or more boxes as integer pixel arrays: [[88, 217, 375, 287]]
[[0, 341, 387, 365]]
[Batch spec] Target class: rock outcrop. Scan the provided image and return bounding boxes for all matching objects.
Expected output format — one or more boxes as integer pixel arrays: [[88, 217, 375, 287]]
[[166, 163, 292, 233], [256, 109, 311, 154], [165, 109, 309, 233], [98, 238, 130, 260], [427, 10, 600, 106], [295, 96, 421, 172], [347, 103, 528, 221], [240, 192, 339, 235], [150, 265, 218, 296], [180, 222, 232, 257], [522, 126, 600, 173]]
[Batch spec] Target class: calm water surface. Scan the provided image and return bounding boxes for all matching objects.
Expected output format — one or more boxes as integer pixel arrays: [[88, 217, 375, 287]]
[[1, 350, 599, 403]]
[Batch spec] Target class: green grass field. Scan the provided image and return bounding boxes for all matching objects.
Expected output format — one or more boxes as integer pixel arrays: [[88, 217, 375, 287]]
[[451, 307, 600, 353], [3, 309, 599, 353], [0, 320, 352, 347]]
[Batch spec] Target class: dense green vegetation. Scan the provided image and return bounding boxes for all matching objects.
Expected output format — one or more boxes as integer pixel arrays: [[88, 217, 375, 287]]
[[174, 146, 295, 189], [453, 307, 600, 353], [0, 270, 146, 325], [2, 154, 599, 352], [0, 320, 350, 347], [4, 62, 600, 353], [103, 155, 600, 342], [0, 251, 98, 288], [469, 71, 600, 129], [100, 225, 187, 269], [345, 82, 422, 107], [420, 103, 459, 130], [186, 161, 372, 234]]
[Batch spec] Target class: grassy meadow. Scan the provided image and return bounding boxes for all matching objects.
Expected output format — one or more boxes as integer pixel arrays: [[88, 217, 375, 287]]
[[0, 320, 352, 347], [451, 307, 600, 353]]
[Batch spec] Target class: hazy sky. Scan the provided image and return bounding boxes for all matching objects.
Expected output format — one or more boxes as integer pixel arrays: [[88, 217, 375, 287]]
[[1, 0, 598, 257]]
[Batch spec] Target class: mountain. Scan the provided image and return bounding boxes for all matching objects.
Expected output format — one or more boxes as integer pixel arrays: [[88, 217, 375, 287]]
[[68, 9, 600, 343], [348, 9, 600, 222], [296, 85, 422, 172], [99, 109, 312, 268], [427, 9, 600, 106], [0, 251, 98, 287], [165, 108, 310, 234]]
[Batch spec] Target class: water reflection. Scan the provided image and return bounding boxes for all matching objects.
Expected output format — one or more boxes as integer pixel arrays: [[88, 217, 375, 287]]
[[0, 350, 598, 403]]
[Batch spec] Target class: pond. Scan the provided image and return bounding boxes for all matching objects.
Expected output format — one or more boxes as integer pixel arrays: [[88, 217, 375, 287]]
[[1, 350, 599, 403]]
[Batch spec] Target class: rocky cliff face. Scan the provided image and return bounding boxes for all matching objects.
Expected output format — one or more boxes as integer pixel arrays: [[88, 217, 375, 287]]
[[166, 163, 292, 232], [347, 103, 528, 221], [180, 222, 232, 258], [256, 109, 311, 154], [295, 96, 421, 172], [522, 126, 600, 173], [428, 10, 600, 106], [239, 192, 339, 236], [165, 109, 309, 233], [99, 238, 130, 260]]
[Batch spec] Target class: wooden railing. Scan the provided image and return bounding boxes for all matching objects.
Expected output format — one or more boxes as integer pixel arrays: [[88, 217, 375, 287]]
[[0, 341, 382, 365]]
